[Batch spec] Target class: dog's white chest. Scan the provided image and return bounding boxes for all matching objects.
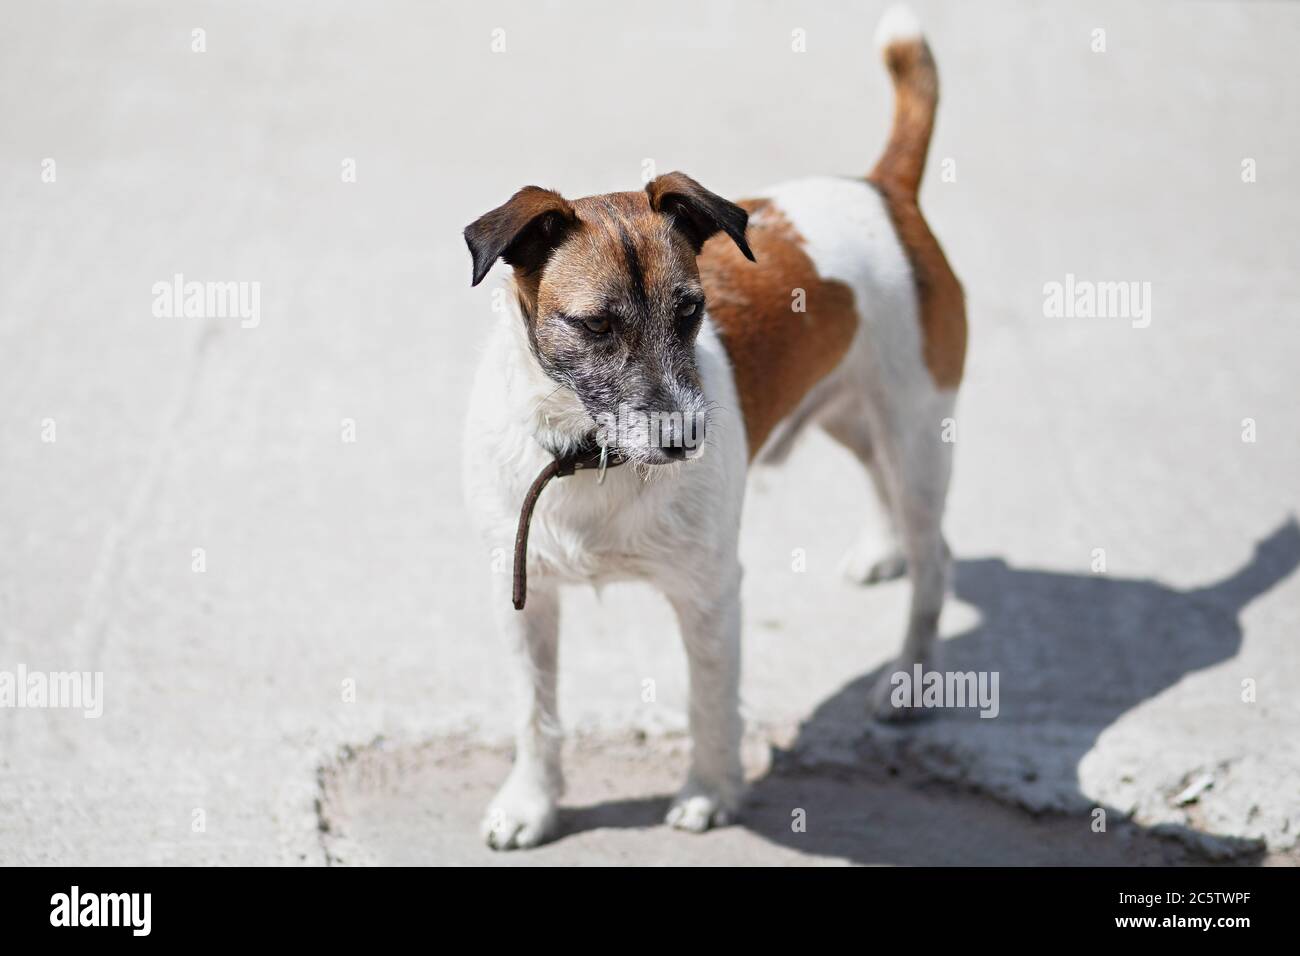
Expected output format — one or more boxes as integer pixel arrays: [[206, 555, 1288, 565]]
[[463, 317, 748, 589]]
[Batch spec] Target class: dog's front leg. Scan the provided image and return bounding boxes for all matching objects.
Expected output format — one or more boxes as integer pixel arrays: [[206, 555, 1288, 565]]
[[481, 583, 563, 850], [665, 572, 744, 832]]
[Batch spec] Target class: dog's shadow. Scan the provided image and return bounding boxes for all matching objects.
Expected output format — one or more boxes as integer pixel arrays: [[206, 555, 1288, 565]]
[[560, 518, 1300, 864]]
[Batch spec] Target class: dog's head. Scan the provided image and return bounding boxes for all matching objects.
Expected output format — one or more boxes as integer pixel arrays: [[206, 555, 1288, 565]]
[[464, 172, 753, 464]]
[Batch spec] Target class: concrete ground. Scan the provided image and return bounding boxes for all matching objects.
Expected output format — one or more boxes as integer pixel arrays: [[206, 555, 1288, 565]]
[[2, 1, 1297, 865]]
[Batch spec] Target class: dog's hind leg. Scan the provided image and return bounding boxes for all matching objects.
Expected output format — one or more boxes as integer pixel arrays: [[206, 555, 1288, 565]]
[[663, 569, 744, 832], [868, 391, 956, 721], [481, 583, 564, 850], [821, 409, 908, 585]]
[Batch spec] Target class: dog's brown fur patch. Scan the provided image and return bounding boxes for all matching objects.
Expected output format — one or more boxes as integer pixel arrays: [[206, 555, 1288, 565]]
[[700, 198, 859, 458], [871, 36, 938, 199], [868, 182, 966, 390], [867, 31, 967, 391], [532, 193, 698, 321], [524, 193, 703, 368]]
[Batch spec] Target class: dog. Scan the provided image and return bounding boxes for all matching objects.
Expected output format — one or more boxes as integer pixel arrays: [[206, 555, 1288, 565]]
[[461, 5, 965, 850]]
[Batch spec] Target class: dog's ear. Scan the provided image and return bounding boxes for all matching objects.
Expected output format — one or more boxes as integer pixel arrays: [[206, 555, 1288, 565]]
[[464, 186, 578, 287], [646, 172, 755, 262]]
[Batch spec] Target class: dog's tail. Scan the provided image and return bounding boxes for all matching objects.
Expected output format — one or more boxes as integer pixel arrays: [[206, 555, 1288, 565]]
[[869, 5, 938, 198]]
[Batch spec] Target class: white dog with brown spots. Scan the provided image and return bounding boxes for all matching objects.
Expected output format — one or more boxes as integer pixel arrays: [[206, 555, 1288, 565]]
[[462, 5, 965, 850]]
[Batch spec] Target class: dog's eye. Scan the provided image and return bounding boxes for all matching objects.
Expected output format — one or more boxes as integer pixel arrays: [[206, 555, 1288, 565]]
[[676, 299, 704, 338], [581, 315, 611, 335]]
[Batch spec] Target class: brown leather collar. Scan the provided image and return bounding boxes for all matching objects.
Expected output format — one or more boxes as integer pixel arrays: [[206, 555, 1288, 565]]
[[512, 440, 626, 610]]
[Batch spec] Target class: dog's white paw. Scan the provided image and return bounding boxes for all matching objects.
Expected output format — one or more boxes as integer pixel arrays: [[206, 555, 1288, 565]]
[[666, 785, 738, 833], [481, 780, 558, 851], [839, 541, 907, 585]]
